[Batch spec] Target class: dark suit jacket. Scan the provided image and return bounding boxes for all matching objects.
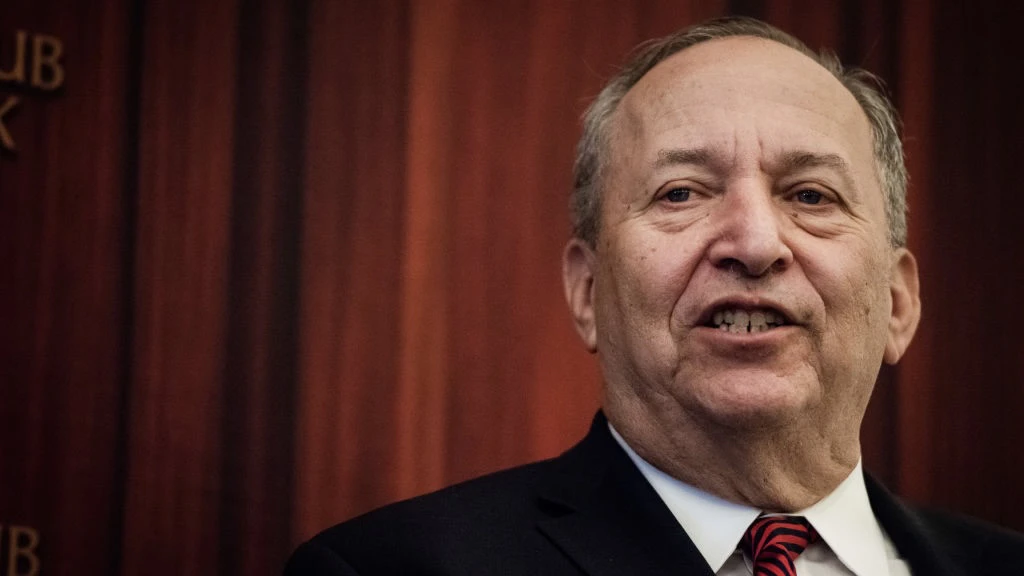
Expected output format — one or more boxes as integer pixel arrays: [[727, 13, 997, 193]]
[[285, 413, 1024, 575]]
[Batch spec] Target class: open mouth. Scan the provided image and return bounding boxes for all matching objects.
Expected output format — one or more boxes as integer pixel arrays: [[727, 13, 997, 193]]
[[704, 307, 789, 334]]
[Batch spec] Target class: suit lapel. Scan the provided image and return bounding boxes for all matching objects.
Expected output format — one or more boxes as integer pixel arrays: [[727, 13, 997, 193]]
[[534, 417, 984, 576], [535, 413, 714, 576], [866, 474, 964, 576], [535, 416, 980, 576]]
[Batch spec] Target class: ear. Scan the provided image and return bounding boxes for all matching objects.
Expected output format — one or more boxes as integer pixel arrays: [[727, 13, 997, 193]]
[[884, 248, 921, 364], [562, 237, 598, 352]]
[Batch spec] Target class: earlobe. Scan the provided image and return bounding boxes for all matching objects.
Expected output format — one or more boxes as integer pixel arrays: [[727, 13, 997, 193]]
[[884, 248, 921, 364], [562, 238, 598, 352]]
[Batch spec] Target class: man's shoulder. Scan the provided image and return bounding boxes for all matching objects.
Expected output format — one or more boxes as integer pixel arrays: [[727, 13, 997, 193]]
[[912, 505, 1024, 567], [318, 457, 556, 538], [866, 474, 1024, 573], [285, 457, 578, 575]]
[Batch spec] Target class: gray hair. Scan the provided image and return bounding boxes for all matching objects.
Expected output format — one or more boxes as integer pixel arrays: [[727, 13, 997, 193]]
[[571, 16, 908, 248]]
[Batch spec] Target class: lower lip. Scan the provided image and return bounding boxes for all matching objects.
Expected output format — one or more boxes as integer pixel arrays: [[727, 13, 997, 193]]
[[693, 325, 800, 348]]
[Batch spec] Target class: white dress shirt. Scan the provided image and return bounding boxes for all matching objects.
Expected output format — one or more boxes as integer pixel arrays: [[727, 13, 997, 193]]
[[609, 424, 912, 576]]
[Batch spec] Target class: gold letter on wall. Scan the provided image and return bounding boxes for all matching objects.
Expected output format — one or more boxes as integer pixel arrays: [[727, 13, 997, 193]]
[[31, 34, 64, 91], [0, 96, 19, 152], [6, 526, 40, 576], [0, 31, 27, 84]]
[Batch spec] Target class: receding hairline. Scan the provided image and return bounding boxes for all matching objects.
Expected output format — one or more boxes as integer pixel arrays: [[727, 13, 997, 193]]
[[605, 34, 878, 181], [572, 20, 908, 248], [614, 34, 871, 130]]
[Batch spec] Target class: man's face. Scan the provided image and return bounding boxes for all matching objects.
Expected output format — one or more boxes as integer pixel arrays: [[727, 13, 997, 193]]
[[564, 37, 920, 440]]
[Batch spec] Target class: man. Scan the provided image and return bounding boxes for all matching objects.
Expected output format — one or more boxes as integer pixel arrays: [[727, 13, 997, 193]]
[[286, 17, 1024, 575]]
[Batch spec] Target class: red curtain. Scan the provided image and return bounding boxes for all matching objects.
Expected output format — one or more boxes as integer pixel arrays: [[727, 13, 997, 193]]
[[2, 1, 1023, 574]]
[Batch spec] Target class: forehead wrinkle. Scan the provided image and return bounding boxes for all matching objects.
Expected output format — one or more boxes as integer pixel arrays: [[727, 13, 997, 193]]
[[649, 129, 751, 178], [617, 38, 874, 187]]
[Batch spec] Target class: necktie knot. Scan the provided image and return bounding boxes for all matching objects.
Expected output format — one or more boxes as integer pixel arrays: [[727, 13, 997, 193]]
[[741, 515, 818, 576]]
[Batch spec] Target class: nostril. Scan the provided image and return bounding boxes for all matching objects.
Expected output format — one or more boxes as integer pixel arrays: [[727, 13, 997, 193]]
[[715, 251, 790, 278], [717, 258, 744, 274], [708, 208, 794, 277], [718, 257, 769, 278]]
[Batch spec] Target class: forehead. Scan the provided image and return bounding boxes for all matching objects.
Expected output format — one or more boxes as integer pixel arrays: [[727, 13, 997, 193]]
[[611, 36, 874, 176]]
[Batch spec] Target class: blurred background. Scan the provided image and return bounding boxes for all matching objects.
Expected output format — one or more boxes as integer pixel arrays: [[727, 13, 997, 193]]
[[1, 0, 1023, 574]]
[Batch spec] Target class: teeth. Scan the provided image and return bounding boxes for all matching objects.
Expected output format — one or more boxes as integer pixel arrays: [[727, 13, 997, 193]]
[[709, 307, 785, 333], [733, 310, 749, 328], [750, 311, 766, 328]]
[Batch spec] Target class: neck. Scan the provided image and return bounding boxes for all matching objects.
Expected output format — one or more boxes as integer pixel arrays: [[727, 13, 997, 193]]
[[605, 401, 859, 511]]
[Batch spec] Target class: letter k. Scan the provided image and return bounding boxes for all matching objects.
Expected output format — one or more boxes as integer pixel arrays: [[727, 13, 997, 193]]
[[0, 96, 20, 152]]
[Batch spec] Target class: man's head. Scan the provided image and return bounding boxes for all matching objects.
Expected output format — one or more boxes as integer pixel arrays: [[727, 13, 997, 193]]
[[561, 17, 921, 507], [571, 17, 908, 250]]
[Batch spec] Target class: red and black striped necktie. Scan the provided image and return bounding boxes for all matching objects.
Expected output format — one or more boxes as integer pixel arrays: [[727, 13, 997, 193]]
[[741, 515, 818, 576]]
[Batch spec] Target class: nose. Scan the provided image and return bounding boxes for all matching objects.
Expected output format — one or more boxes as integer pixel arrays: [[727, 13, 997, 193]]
[[707, 181, 793, 277]]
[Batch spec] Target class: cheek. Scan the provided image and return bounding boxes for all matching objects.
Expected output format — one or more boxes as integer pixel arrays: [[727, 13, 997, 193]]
[[802, 244, 892, 355], [612, 239, 702, 314], [595, 233, 704, 346]]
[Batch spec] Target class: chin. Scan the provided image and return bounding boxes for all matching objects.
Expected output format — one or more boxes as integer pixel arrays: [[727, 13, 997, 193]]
[[682, 370, 820, 429], [697, 402, 806, 431]]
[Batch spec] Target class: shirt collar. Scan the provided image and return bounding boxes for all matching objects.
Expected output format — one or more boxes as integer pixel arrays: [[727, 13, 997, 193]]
[[609, 422, 892, 576], [799, 458, 892, 576]]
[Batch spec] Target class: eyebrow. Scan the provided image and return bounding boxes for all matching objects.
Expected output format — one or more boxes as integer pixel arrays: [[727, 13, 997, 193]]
[[654, 147, 857, 189], [775, 150, 859, 196], [654, 147, 713, 170], [776, 151, 852, 176]]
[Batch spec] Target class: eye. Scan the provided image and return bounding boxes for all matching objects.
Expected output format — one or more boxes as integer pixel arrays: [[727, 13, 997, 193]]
[[663, 187, 692, 203], [795, 189, 824, 205]]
